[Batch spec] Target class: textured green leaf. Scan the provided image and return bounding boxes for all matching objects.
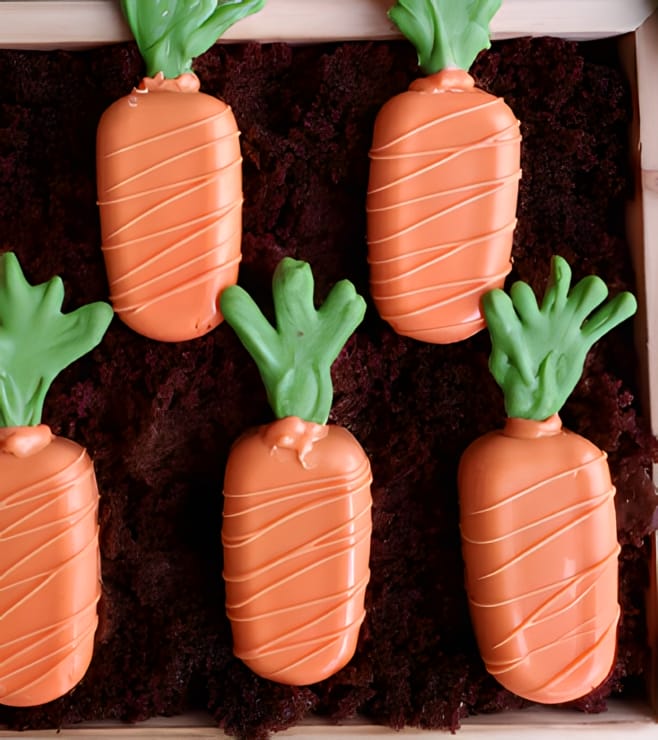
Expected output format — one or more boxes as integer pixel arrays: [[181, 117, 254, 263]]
[[388, 0, 501, 74], [0, 253, 113, 427], [220, 258, 366, 425], [121, 0, 266, 78], [483, 255, 637, 420]]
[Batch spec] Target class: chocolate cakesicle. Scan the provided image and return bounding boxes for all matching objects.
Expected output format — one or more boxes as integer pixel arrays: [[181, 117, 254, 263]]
[[367, 0, 521, 343], [0, 253, 112, 706], [220, 258, 372, 685], [96, 0, 264, 342], [458, 256, 637, 703]]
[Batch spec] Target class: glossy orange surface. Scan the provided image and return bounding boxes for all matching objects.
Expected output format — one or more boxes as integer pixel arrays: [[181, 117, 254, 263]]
[[0, 427, 100, 706], [222, 417, 372, 685], [458, 415, 619, 703], [367, 69, 521, 343], [97, 73, 242, 342]]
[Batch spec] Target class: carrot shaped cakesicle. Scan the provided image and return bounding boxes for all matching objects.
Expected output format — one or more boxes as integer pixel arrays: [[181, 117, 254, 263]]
[[220, 258, 372, 685], [458, 256, 637, 703], [367, 0, 521, 343], [96, 0, 264, 342], [0, 253, 113, 706]]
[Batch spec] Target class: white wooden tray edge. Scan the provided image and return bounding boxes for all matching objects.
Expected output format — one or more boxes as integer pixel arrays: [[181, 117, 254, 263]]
[[0, 0, 657, 49], [0, 4, 655, 739], [0, 700, 655, 738]]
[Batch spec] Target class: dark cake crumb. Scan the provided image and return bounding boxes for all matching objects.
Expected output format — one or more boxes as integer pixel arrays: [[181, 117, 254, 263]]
[[0, 36, 655, 738]]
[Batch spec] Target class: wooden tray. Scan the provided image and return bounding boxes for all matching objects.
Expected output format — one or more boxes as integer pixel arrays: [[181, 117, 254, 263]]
[[0, 2, 656, 737]]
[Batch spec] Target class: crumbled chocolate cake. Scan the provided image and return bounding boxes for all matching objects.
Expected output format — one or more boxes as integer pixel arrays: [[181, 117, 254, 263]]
[[0, 36, 655, 739]]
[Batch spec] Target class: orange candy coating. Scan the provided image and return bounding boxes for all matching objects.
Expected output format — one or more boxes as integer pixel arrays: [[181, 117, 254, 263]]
[[222, 417, 372, 685], [458, 415, 619, 703], [367, 69, 521, 343], [96, 74, 242, 342], [0, 428, 100, 706]]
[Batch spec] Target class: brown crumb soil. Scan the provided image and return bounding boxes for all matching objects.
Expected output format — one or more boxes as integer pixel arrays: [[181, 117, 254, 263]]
[[0, 37, 655, 738]]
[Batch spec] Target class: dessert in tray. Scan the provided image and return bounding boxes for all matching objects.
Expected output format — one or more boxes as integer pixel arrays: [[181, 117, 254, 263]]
[[367, 0, 521, 344], [221, 257, 372, 686], [0, 1, 655, 737], [459, 256, 637, 704], [96, 0, 264, 342], [0, 254, 112, 706]]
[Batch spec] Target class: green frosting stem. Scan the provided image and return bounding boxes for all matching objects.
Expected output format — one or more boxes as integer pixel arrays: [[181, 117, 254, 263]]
[[0, 252, 114, 428], [483, 255, 637, 421], [121, 0, 266, 79], [388, 0, 502, 74], [220, 258, 366, 426]]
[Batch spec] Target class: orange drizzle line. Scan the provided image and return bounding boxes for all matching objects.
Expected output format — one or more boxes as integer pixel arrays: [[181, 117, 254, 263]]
[[223, 459, 372, 503], [466, 453, 608, 516], [0, 617, 98, 703], [0, 449, 89, 507], [224, 507, 372, 583], [486, 609, 619, 691], [475, 488, 616, 581], [103, 131, 239, 194], [0, 468, 93, 537], [98, 164, 240, 207], [113, 257, 242, 316], [367, 175, 521, 245], [102, 108, 232, 158], [110, 231, 241, 299], [489, 548, 621, 651], [514, 614, 620, 699], [236, 611, 367, 663], [375, 270, 512, 321], [369, 98, 503, 152], [223, 466, 372, 615], [101, 211, 228, 251], [108, 214, 239, 286], [103, 165, 241, 242], [461, 489, 614, 546], [368, 222, 516, 268], [227, 573, 371, 623]]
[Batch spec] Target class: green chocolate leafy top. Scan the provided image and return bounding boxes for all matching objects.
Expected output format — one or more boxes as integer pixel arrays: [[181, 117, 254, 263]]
[[121, 0, 266, 79], [388, 0, 501, 74], [220, 258, 366, 426], [483, 255, 637, 421], [0, 252, 113, 428]]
